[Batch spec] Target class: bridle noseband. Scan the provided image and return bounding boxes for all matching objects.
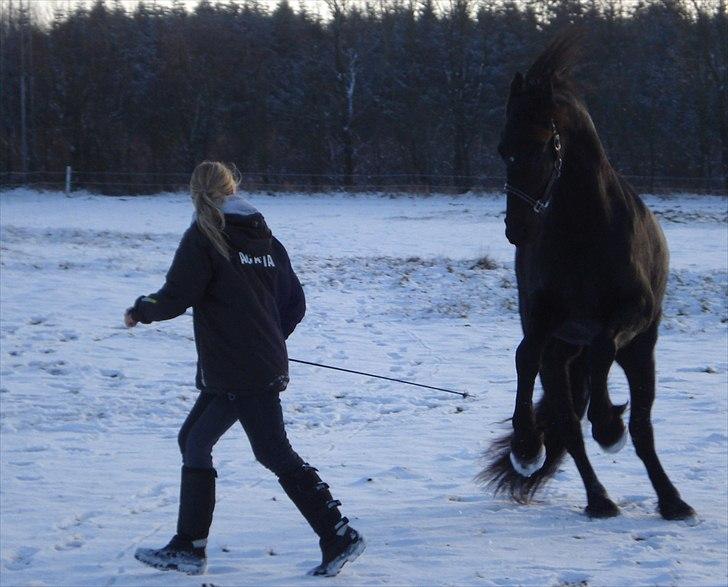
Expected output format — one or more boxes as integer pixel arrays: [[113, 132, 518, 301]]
[[504, 120, 563, 214]]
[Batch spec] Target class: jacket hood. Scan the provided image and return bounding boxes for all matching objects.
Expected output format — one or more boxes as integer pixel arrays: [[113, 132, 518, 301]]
[[222, 196, 271, 251], [221, 195, 259, 218], [192, 195, 271, 252]]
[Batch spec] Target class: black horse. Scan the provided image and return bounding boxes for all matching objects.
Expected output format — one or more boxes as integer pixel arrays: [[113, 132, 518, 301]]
[[478, 32, 695, 520]]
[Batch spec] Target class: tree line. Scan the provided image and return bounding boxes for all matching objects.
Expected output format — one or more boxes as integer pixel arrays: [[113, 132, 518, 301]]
[[1, 0, 725, 194]]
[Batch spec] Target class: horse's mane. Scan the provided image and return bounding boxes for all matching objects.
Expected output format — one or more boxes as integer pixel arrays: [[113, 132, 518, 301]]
[[525, 28, 584, 97]]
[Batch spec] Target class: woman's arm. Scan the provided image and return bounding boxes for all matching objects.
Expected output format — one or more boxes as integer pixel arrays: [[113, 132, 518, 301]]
[[282, 269, 306, 338], [273, 237, 306, 338], [128, 225, 213, 325]]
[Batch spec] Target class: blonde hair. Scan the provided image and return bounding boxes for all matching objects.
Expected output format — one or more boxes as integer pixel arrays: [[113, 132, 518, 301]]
[[189, 161, 239, 258]]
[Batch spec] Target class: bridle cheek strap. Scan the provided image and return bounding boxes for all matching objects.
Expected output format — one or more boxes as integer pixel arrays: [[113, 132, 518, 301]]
[[504, 121, 563, 214]]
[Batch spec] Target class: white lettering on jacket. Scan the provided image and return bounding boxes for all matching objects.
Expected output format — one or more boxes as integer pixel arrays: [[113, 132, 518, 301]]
[[239, 252, 276, 268]]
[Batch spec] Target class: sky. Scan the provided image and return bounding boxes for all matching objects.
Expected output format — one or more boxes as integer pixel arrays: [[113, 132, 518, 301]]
[[4, 0, 716, 27], [4, 0, 337, 23]]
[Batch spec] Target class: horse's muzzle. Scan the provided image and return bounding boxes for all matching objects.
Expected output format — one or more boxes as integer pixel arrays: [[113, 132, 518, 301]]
[[505, 222, 527, 246]]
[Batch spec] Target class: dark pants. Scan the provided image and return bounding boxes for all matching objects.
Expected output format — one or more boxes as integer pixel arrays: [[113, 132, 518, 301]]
[[178, 391, 304, 478]]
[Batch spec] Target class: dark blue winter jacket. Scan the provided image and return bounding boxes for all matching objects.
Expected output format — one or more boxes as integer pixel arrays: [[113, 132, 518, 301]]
[[130, 197, 305, 395]]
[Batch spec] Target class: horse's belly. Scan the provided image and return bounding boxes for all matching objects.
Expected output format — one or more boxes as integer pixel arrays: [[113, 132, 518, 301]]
[[553, 319, 602, 345]]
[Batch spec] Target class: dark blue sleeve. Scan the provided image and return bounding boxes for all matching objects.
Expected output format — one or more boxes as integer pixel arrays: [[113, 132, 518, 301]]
[[283, 269, 306, 338], [273, 237, 306, 338], [131, 225, 213, 324]]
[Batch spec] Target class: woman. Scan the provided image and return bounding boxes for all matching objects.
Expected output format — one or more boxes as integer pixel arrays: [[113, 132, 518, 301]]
[[125, 161, 365, 577]]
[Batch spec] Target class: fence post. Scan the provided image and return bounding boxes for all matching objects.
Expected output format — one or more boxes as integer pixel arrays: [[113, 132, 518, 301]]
[[65, 166, 72, 196]]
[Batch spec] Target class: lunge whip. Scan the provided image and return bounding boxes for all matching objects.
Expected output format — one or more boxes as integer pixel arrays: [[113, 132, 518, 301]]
[[290, 358, 471, 399]]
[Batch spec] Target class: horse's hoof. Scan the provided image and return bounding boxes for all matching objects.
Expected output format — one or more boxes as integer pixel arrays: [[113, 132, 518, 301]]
[[599, 425, 628, 454], [509, 444, 546, 478], [585, 497, 620, 518], [659, 499, 696, 521], [593, 403, 629, 453]]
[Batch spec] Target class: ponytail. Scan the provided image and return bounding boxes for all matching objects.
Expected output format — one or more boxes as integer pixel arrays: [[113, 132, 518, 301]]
[[189, 161, 239, 258]]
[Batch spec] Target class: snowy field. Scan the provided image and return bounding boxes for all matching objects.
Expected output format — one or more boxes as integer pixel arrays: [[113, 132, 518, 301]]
[[0, 189, 726, 587]]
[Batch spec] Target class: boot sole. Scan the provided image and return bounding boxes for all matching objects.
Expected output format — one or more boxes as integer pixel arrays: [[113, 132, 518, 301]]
[[309, 535, 367, 578], [134, 548, 206, 575]]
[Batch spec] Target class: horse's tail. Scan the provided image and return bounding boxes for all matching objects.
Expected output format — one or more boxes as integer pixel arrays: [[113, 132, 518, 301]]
[[476, 354, 590, 503]]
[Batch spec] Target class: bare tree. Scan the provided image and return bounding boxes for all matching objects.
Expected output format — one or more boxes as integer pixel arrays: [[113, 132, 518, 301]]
[[327, 0, 358, 186]]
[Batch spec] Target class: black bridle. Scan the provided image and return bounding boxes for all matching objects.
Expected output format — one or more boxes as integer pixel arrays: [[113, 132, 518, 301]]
[[504, 120, 563, 214]]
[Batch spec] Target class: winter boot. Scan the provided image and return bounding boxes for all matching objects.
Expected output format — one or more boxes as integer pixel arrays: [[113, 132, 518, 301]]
[[134, 534, 207, 575], [279, 464, 366, 577], [311, 525, 366, 577], [134, 466, 216, 575]]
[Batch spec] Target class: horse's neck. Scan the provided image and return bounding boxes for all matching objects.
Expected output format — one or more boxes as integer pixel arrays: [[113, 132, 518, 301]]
[[551, 117, 622, 228]]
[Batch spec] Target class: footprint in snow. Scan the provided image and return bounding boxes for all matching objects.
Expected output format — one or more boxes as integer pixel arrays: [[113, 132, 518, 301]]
[[130, 483, 176, 514], [58, 511, 96, 529], [20, 445, 50, 453], [3, 546, 39, 570], [15, 475, 43, 481], [379, 406, 403, 415], [54, 534, 84, 551], [556, 576, 589, 587], [631, 530, 678, 545], [29, 360, 68, 376]]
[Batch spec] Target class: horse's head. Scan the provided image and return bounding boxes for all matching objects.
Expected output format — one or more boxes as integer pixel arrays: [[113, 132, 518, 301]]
[[499, 74, 565, 246], [499, 32, 582, 247]]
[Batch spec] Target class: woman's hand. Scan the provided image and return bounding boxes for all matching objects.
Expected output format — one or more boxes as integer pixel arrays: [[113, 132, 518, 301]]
[[124, 308, 138, 328]]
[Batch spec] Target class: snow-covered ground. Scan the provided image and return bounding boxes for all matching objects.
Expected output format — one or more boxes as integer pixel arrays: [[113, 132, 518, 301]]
[[1, 189, 726, 587]]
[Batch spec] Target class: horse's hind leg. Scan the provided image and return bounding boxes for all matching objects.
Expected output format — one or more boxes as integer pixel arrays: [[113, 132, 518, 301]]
[[616, 322, 695, 520], [570, 351, 590, 419], [541, 339, 619, 518], [587, 333, 628, 453]]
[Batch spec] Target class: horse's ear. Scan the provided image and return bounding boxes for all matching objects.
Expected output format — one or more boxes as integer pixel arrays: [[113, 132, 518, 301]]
[[507, 72, 524, 115]]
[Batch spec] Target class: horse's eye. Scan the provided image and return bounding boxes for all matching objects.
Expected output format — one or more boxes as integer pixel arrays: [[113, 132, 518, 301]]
[[508, 156, 515, 164]]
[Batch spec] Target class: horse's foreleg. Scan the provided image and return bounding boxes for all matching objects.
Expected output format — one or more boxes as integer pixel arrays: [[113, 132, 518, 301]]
[[587, 333, 628, 453], [542, 339, 620, 518], [616, 322, 695, 520], [510, 333, 548, 477]]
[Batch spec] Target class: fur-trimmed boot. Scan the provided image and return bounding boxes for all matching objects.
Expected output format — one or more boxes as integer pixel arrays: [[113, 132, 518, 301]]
[[279, 464, 366, 577], [134, 466, 216, 575]]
